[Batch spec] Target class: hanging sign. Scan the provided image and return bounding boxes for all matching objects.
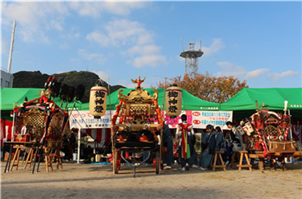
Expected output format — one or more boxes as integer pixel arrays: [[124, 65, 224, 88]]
[[89, 86, 107, 117]]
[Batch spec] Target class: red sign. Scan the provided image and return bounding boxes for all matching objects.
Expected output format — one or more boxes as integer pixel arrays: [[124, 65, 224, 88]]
[[192, 112, 201, 116], [193, 120, 201, 124]]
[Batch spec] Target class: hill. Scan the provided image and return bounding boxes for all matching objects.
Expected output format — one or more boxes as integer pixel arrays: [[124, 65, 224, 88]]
[[13, 71, 125, 103]]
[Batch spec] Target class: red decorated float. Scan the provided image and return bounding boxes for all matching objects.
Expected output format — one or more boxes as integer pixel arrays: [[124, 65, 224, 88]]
[[241, 100, 301, 170], [107, 77, 164, 175]]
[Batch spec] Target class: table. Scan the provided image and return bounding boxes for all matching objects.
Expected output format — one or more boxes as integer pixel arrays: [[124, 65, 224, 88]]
[[4, 142, 34, 173]]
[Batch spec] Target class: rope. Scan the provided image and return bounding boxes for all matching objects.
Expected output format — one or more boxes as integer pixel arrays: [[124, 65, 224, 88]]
[[284, 128, 289, 141], [256, 129, 268, 157]]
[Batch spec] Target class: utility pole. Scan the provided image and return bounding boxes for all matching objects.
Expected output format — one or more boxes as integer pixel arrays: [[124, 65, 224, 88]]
[[7, 20, 16, 73]]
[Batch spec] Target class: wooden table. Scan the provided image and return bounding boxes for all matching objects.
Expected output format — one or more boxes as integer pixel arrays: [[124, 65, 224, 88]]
[[4, 141, 34, 173]]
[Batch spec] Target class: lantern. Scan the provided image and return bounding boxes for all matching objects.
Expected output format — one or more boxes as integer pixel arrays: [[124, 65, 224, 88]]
[[89, 86, 107, 117], [165, 85, 182, 116]]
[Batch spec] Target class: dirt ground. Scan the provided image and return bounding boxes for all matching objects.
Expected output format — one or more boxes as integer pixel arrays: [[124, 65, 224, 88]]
[[1, 160, 302, 199]]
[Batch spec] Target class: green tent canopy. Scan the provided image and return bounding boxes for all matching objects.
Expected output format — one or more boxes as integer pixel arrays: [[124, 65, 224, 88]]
[[220, 88, 302, 111], [0, 87, 82, 111], [79, 88, 220, 111]]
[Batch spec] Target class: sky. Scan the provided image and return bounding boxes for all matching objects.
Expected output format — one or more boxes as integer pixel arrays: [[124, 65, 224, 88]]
[[1, 0, 301, 88]]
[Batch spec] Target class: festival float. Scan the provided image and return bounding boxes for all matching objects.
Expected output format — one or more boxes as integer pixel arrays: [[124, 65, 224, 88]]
[[241, 100, 301, 170], [4, 76, 84, 173], [90, 76, 166, 175]]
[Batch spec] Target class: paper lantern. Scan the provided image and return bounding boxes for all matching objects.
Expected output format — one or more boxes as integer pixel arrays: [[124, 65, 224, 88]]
[[165, 85, 182, 116], [89, 86, 107, 117]]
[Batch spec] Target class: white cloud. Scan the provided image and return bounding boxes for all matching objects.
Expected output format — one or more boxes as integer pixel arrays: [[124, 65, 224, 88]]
[[130, 55, 167, 68], [86, 19, 154, 47], [60, 42, 70, 49], [2, 2, 147, 43], [69, 2, 101, 18], [126, 45, 161, 56], [19, 29, 50, 43], [93, 71, 109, 81], [268, 70, 299, 81], [86, 32, 111, 47], [202, 38, 225, 57], [215, 66, 246, 78], [69, 2, 148, 18], [49, 19, 64, 31], [2, 2, 69, 43], [1, 39, 8, 54], [244, 68, 270, 79], [217, 61, 233, 70], [60, 32, 80, 40], [86, 19, 165, 68], [104, 19, 153, 46], [216, 61, 269, 80], [78, 49, 106, 65]]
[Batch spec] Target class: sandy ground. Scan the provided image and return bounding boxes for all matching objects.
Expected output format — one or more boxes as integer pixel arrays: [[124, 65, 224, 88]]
[[1, 160, 302, 199]]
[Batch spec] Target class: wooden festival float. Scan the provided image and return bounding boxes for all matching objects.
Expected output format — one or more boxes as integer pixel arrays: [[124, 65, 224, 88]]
[[240, 100, 301, 170], [4, 76, 85, 173], [89, 76, 183, 176]]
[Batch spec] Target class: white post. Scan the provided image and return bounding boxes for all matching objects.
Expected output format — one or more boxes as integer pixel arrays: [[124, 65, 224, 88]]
[[11, 126, 15, 141], [77, 128, 81, 164], [7, 20, 16, 73], [5, 126, 8, 141]]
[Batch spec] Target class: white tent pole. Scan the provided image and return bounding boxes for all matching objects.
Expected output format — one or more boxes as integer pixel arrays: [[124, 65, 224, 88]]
[[77, 128, 81, 164]]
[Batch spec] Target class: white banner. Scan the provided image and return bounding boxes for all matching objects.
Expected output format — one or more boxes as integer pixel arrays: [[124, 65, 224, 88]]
[[191, 111, 233, 130], [69, 110, 116, 129], [69, 110, 232, 130]]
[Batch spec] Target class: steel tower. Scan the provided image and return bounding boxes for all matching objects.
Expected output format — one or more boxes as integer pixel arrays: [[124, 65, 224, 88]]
[[180, 41, 203, 77]]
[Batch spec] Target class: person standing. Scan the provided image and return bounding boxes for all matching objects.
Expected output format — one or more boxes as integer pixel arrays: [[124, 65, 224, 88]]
[[69, 133, 76, 153], [226, 121, 244, 151], [163, 124, 174, 169], [188, 133, 199, 169], [174, 114, 195, 171], [215, 126, 227, 165], [199, 124, 216, 170], [224, 131, 233, 165]]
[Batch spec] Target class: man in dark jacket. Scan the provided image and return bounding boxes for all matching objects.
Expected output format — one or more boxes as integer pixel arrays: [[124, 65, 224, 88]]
[[199, 124, 216, 170], [163, 124, 174, 169]]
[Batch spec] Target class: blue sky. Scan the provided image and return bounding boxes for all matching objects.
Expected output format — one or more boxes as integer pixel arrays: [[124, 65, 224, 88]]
[[1, 1, 301, 88]]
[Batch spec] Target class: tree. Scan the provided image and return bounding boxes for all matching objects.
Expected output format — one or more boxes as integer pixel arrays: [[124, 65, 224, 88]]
[[157, 72, 248, 103]]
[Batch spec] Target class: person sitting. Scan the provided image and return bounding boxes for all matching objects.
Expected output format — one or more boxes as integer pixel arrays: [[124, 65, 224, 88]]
[[214, 126, 227, 165], [199, 124, 216, 171]]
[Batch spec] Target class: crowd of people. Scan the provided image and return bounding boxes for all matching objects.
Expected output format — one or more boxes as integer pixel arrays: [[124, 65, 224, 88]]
[[162, 114, 243, 171], [61, 114, 242, 169]]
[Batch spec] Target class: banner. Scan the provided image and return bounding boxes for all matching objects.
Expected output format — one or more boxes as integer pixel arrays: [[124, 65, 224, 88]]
[[190, 111, 233, 130], [69, 110, 116, 129], [70, 110, 232, 130]]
